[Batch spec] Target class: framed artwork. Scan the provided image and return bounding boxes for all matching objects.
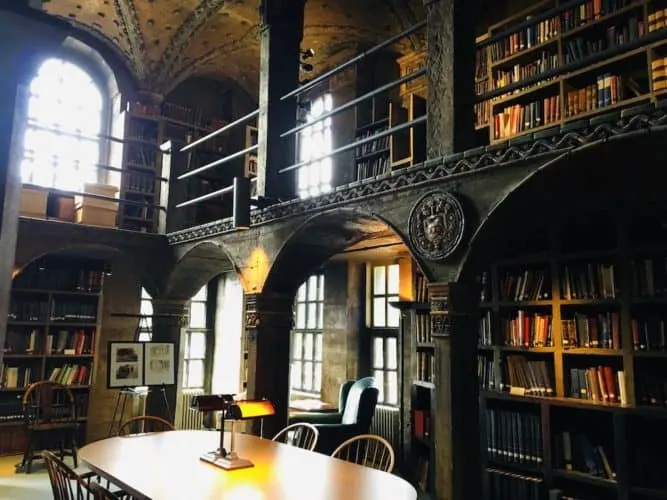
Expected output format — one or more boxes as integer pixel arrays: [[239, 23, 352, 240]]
[[144, 342, 175, 386], [107, 342, 144, 388]]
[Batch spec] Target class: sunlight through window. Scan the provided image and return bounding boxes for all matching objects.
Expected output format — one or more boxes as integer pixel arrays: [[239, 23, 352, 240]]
[[298, 94, 333, 199], [21, 58, 103, 191]]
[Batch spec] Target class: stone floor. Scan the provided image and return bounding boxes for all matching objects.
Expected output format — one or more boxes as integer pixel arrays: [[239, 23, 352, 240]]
[[0, 454, 86, 500]]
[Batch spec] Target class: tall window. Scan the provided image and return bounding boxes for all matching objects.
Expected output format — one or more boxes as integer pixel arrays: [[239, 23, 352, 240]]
[[182, 285, 209, 389], [291, 274, 324, 394], [298, 94, 333, 199], [370, 264, 400, 405], [21, 58, 104, 191], [138, 287, 153, 342]]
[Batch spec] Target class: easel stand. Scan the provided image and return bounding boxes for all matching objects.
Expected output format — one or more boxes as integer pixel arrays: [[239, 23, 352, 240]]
[[108, 385, 173, 436]]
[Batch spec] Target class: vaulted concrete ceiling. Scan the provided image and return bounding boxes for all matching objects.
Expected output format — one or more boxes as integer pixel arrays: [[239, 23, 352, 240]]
[[44, 0, 425, 97]]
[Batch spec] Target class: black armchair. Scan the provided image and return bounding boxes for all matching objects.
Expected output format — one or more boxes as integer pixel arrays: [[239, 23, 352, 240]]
[[290, 377, 379, 455]]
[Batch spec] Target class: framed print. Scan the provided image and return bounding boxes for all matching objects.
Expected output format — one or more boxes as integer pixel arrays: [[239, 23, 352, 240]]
[[107, 342, 144, 388], [144, 342, 175, 386]]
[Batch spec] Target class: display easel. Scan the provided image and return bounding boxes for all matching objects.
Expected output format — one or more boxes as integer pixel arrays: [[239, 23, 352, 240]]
[[107, 312, 179, 436]]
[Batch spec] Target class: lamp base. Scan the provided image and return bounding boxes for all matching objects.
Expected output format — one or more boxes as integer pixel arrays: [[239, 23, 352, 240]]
[[200, 451, 254, 470]]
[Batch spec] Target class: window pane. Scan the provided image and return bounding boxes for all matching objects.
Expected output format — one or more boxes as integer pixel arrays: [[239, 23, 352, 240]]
[[137, 332, 151, 342], [296, 303, 306, 329], [314, 333, 323, 361], [317, 303, 323, 329], [387, 264, 400, 295], [189, 332, 206, 359], [314, 362, 322, 393], [189, 302, 207, 329], [387, 371, 399, 406], [318, 275, 325, 300], [192, 286, 207, 301], [187, 360, 204, 388], [386, 337, 398, 370], [291, 361, 302, 389], [297, 283, 307, 301], [304, 333, 313, 360], [307, 275, 318, 300], [303, 362, 313, 391], [373, 297, 386, 327], [374, 370, 385, 403], [387, 298, 400, 328], [292, 333, 303, 359], [373, 266, 386, 295], [307, 303, 317, 329], [373, 337, 384, 369]]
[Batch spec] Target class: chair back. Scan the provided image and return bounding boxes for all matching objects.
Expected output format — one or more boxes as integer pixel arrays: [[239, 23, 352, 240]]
[[43, 450, 87, 500], [272, 422, 319, 451], [331, 434, 395, 473], [88, 481, 121, 499], [23, 380, 76, 426], [118, 415, 175, 436], [338, 380, 355, 413], [340, 377, 378, 428]]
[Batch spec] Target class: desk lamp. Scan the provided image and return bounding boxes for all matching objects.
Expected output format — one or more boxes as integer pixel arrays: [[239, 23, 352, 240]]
[[191, 394, 275, 470]]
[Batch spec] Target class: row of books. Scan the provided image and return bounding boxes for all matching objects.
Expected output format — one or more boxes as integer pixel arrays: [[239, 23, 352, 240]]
[[13, 266, 104, 293], [567, 73, 632, 119], [3, 329, 96, 356], [475, 46, 489, 80], [415, 314, 432, 344], [356, 156, 389, 181], [560, 263, 616, 300], [9, 299, 97, 323], [568, 365, 627, 404], [647, 7, 667, 32], [636, 372, 667, 406], [0, 392, 89, 423], [417, 351, 435, 383], [552, 431, 616, 479], [48, 363, 91, 386], [354, 129, 389, 158], [632, 317, 667, 350], [492, 95, 561, 141], [501, 312, 553, 348], [124, 172, 156, 194], [415, 273, 429, 303], [500, 269, 550, 302], [484, 409, 543, 466], [478, 355, 499, 391], [562, 312, 620, 349], [492, 52, 559, 90], [4, 329, 39, 354], [486, 469, 542, 500], [563, 18, 645, 63], [413, 409, 431, 439], [631, 256, 667, 296], [1, 365, 32, 389], [480, 310, 493, 346], [475, 100, 490, 128], [505, 355, 554, 396]]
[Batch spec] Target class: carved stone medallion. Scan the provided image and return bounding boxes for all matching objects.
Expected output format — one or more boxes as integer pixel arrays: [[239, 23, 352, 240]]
[[408, 191, 465, 261]]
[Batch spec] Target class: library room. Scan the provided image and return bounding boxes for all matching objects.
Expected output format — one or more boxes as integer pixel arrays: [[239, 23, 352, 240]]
[[3, 0, 667, 499]]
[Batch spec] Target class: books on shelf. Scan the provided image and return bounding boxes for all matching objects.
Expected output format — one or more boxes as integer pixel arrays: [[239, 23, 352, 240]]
[[485, 408, 543, 467], [552, 431, 616, 479], [567, 365, 626, 404], [502, 311, 553, 347], [504, 354, 554, 396], [561, 312, 620, 349]]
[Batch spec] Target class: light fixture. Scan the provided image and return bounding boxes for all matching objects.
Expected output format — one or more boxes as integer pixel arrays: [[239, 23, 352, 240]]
[[192, 395, 276, 471], [232, 176, 251, 230], [301, 48, 315, 60], [300, 62, 313, 73], [103, 262, 112, 277]]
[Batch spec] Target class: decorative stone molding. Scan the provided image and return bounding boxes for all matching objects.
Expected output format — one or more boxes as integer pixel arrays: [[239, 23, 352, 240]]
[[167, 104, 667, 245]]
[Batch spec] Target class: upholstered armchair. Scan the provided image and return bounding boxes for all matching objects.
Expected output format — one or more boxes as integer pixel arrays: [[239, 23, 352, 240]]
[[289, 377, 379, 455]]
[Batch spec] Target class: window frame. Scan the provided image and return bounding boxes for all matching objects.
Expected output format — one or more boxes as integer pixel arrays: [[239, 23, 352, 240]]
[[181, 284, 212, 391], [290, 274, 325, 396], [368, 263, 401, 407], [297, 93, 334, 199]]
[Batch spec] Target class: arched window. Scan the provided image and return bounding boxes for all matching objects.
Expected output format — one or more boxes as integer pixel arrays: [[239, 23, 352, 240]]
[[298, 94, 333, 199], [21, 57, 104, 191]]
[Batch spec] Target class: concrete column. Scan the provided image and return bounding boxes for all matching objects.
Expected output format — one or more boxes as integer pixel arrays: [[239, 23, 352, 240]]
[[255, 0, 306, 200], [424, 0, 476, 158], [244, 291, 294, 438], [144, 298, 187, 422], [0, 8, 70, 365], [428, 282, 480, 500]]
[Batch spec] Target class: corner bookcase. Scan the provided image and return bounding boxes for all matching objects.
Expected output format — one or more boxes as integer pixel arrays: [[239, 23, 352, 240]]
[[474, 0, 667, 144], [0, 255, 105, 455], [477, 209, 667, 499]]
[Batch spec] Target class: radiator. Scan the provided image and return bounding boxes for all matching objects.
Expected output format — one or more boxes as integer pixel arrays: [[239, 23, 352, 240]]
[[175, 389, 205, 430], [370, 405, 400, 454]]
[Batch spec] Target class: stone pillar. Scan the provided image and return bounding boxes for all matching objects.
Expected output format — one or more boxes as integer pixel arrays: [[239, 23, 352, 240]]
[[428, 282, 480, 500], [144, 298, 187, 422], [0, 9, 69, 365], [256, 0, 306, 200], [244, 291, 294, 438], [424, 0, 476, 158]]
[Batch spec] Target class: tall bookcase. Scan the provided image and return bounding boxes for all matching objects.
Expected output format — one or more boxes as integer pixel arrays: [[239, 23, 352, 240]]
[[0, 255, 105, 455], [477, 209, 667, 499], [474, 0, 667, 144]]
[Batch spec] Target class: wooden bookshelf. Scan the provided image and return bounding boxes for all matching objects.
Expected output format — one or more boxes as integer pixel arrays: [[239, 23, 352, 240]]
[[476, 209, 667, 499], [355, 96, 391, 181], [389, 94, 427, 169], [473, 0, 667, 144], [0, 255, 105, 456]]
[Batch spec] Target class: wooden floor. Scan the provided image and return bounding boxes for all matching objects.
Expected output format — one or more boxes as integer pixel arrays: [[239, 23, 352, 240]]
[[0, 453, 83, 499]]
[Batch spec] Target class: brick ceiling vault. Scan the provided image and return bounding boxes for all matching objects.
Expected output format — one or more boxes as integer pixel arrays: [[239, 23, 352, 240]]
[[42, 0, 425, 97]]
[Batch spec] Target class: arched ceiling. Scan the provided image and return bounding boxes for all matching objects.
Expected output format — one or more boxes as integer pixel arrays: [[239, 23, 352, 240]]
[[43, 0, 425, 97]]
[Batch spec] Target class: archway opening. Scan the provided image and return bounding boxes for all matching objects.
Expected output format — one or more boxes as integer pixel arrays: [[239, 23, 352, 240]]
[[456, 134, 667, 496]]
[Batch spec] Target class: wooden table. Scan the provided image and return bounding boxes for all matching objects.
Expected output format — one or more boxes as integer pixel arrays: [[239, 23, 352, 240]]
[[289, 398, 338, 413], [79, 430, 417, 500]]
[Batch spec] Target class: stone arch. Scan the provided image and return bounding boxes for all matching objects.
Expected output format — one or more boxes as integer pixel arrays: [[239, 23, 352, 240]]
[[457, 131, 667, 283], [263, 207, 417, 296], [164, 240, 239, 300]]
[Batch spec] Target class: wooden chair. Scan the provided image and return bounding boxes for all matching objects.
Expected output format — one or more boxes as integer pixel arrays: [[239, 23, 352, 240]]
[[117, 415, 174, 436], [331, 434, 395, 473], [43, 450, 91, 500], [272, 422, 319, 451], [88, 481, 121, 500], [22, 380, 79, 473]]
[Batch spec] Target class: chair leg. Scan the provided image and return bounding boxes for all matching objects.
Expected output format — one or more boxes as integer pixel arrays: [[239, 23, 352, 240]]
[[23, 435, 36, 474], [70, 431, 78, 469]]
